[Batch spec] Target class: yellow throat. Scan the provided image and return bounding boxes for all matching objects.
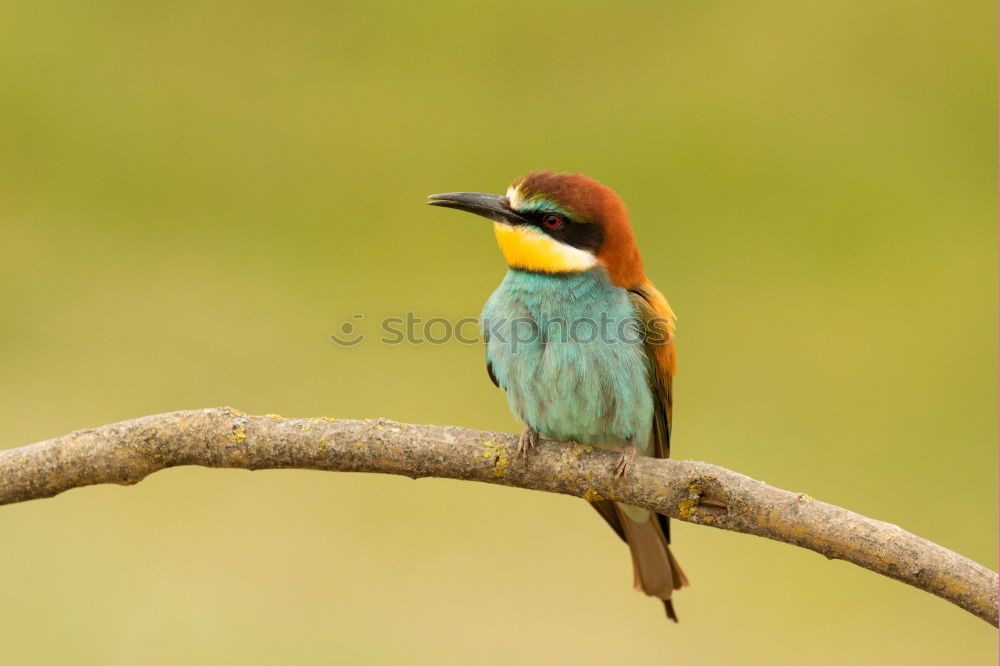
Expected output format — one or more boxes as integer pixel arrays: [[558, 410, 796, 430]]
[[492, 222, 597, 273]]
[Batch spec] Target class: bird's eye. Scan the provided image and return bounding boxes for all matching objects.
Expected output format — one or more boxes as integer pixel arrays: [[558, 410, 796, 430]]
[[543, 214, 564, 229]]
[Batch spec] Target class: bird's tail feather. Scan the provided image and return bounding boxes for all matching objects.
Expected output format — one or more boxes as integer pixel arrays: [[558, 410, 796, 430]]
[[616, 505, 689, 622]]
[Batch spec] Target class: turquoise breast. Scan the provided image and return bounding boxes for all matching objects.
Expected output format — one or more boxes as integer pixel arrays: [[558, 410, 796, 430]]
[[480, 267, 655, 454]]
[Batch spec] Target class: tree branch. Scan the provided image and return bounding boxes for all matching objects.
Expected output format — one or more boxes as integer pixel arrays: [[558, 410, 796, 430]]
[[1, 407, 995, 625]]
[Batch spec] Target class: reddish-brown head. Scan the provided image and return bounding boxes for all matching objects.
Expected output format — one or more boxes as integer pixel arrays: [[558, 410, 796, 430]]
[[427, 171, 645, 287], [505, 171, 645, 288]]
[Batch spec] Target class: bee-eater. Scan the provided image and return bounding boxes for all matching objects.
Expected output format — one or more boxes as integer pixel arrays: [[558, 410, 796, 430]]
[[427, 171, 689, 620]]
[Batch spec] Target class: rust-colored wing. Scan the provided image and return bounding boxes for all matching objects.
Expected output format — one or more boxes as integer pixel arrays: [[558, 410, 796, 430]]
[[588, 277, 677, 542], [630, 278, 677, 460]]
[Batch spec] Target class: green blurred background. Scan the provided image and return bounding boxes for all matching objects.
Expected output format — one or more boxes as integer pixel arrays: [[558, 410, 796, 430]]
[[1, 1, 996, 663]]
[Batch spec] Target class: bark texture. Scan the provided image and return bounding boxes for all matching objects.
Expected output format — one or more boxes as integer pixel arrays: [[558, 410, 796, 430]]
[[1, 407, 995, 626]]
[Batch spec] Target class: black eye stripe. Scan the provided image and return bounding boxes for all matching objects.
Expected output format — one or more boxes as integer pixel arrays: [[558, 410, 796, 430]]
[[519, 211, 604, 253]]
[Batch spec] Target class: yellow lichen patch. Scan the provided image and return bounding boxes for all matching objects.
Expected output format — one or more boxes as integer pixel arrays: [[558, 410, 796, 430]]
[[326, 417, 338, 422], [481, 440, 511, 477], [231, 409, 243, 417], [318, 439, 328, 455], [266, 414, 283, 421], [230, 426, 247, 443], [941, 578, 971, 598], [582, 488, 604, 502], [678, 498, 699, 520], [678, 481, 705, 520], [570, 442, 594, 457], [702, 516, 715, 526]]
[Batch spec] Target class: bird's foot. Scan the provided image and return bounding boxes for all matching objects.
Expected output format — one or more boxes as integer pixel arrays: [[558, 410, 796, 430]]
[[516, 427, 538, 461], [613, 438, 637, 483]]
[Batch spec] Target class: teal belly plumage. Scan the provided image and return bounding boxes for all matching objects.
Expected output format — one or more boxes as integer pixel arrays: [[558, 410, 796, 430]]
[[481, 267, 654, 456]]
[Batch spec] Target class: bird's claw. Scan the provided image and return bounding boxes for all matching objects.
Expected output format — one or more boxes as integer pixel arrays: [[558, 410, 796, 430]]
[[516, 427, 538, 461], [613, 439, 637, 484]]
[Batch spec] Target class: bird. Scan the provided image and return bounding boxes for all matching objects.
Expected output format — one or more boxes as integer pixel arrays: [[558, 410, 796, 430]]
[[427, 170, 688, 621]]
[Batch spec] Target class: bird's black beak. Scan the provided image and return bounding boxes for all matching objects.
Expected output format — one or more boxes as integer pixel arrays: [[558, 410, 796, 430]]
[[426, 192, 528, 226]]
